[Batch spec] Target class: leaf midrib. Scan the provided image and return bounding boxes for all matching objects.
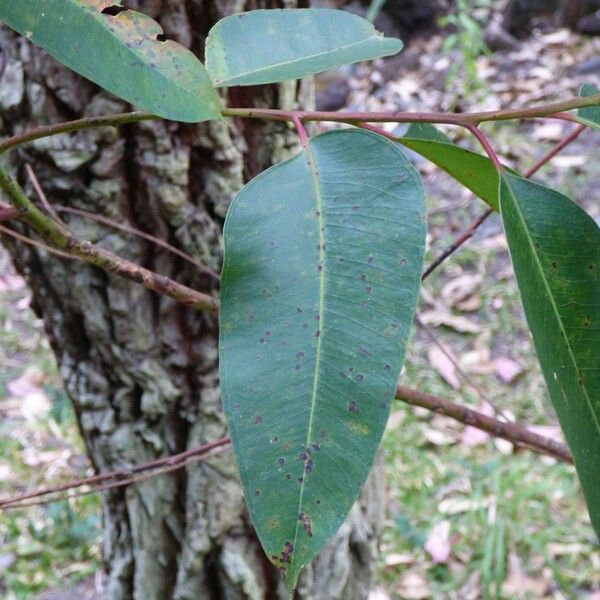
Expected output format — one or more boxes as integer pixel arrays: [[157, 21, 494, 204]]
[[212, 35, 397, 86], [290, 140, 326, 576], [502, 175, 600, 438]]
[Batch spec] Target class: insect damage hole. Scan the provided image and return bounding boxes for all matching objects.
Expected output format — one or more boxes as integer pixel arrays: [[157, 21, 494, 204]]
[[101, 5, 127, 16]]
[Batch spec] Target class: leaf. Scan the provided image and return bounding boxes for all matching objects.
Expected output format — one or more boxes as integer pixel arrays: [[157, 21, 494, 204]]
[[397, 124, 502, 211], [0, 0, 220, 122], [499, 173, 600, 539], [219, 129, 426, 588], [205, 9, 403, 87], [577, 83, 600, 132]]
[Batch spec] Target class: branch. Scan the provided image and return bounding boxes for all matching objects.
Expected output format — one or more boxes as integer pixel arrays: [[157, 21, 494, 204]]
[[0, 385, 572, 510], [0, 165, 217, 312], [0, 94, 596, 155], [0, 111, 154, 154], [395, 385, 572, 463]]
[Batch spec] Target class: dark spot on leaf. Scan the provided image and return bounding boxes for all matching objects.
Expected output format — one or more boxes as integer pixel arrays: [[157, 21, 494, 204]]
[[283, 443, 290, 451], [259, 337, 265, 344], [156, 33, 168, 42], [265, 330, 272, 336], [315, 330, 321, 337], [270, 436, 279, 443], [298, 477, 304, 483], [315, 210, 321, 217], [584, 315, 591, 328], [303, 323, 308, 329], [299, 452, 308, 461], [358, 347, 371, 358], [296, 307, 303, 313], [365, 286, 372, 294], [311, 443, 321, 451], [285, 473, 292, 480], [317, 264, 323, 272], [253, 416, 263, 425], [367, 256, 374, 264], [348, 400, 359, 413], [551, 261, 558, 271], [348, 366, 354, 372], [255, 490, 261, 497], [400, 259, 407, 266], [315, 314, 320, 321], [295, 364, 301, 371], [356, 374, 365, 382], [589, 264, 595, 271], [298, 513, 313, 536], [352, 205, 359, 211], [384, 364, 391, 371], [360, 274, 367, 281], [296, 352, 305, 359], [305, 459, 314, 474], [280, 542, 294, 563], [277, 458, 285, 466], [316, 499, 321, 505], [339, 371, 347, 378]]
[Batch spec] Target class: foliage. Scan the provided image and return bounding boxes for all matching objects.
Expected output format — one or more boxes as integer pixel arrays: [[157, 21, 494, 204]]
[[220, 129, 425, 583], [0, 3, 599, 593]]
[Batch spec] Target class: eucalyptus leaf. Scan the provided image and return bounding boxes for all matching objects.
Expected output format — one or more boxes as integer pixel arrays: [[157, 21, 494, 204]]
[[0, 0, 221, 122], [500, 172, 600, 539], [220, 129, 426, 588], [206, 9, 402, 87], [577, 83, 600, 132]]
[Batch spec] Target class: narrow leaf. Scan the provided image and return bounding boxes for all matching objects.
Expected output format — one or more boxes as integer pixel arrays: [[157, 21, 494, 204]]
[[0, 0, 221, 122], [220, 129, 426, 587], [206, 9, 403, 87], [397, 124, 502, 211], [500, 173, 600, 539], [577, 83, 600, 132]]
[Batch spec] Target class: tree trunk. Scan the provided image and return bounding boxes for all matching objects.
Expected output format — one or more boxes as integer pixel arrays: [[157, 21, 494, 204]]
[[0, 1, 384, 599]]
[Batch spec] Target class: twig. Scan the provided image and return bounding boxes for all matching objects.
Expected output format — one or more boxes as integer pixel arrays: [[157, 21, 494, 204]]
[[0, 436, 231, 509], [0, 166, 217, 312], [395, 385, 572, 463], [0, 385, 572, 510], [0, 224, 76, 260], [54, 205, 220, 281], [25, 164, 66, 227]]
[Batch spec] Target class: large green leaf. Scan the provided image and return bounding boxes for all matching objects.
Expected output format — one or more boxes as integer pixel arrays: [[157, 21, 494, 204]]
[[397, 124, 502, 211], [206, 9, 402, 87], [577, 83, 600, 132], [0, 0, 220, 122], [500, 173, 600, 539], [220, 129, 426, 587]]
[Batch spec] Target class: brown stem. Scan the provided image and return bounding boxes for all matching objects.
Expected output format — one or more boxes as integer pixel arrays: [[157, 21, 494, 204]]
[[396, 385, 572, 463], [54, 205, 220, 281], [25, 164, 66, 227], [0, 166, 217, 312]]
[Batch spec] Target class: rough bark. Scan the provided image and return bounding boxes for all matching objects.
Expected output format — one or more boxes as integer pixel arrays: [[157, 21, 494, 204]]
[[0, 1, 384, 599]]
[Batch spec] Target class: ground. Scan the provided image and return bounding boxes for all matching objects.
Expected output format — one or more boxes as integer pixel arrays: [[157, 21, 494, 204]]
[[1, 9, 600, 600]]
